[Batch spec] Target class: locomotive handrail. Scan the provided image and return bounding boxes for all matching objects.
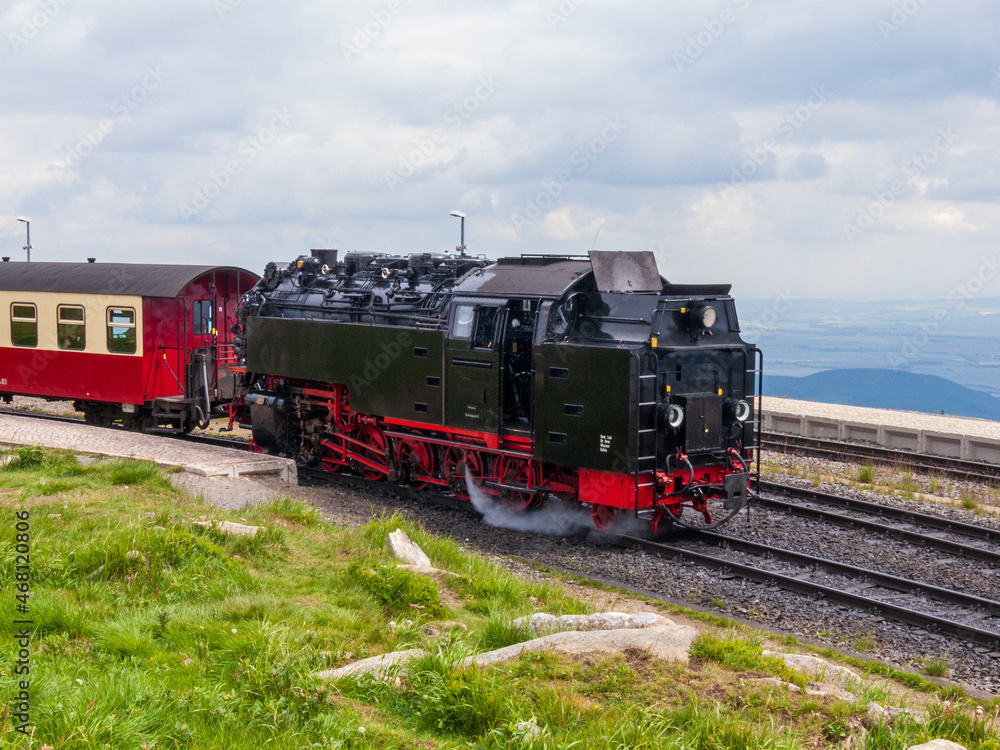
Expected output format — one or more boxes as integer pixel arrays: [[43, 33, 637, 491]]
[[752, 346, 764, 495]]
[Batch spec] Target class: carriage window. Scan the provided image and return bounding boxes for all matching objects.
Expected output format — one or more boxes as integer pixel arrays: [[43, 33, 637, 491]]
[[472, 307, 499, 349], [10, 304, 37, 348], [193, 299, 213, 336], [57, 305, 86, 350], [106, 307, 136, 354], [452, 304, 475, 339]]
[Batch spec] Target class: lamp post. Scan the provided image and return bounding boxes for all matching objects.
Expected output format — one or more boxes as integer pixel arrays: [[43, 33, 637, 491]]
[[16, 217, 30, 262], [449, 210, 466, 256]]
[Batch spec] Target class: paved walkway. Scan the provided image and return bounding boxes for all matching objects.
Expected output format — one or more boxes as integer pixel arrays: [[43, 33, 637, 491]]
[[762, 396, 1000, 441], [0, 414, 295, 481]]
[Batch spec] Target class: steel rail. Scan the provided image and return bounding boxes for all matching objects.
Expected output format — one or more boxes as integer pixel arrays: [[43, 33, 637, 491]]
[[753, 494, 1000, 566], [760, 481, 1000, 545], [692, 530, 1000, 614], [615, 532, 1000, 649], [761, 432, 1000, 483]]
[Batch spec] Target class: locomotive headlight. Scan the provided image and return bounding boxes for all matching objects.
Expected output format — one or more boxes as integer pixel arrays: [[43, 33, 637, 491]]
[[699, 305, 718, 329], [666, 404, 685, 429], [734, 400, 751, 423]]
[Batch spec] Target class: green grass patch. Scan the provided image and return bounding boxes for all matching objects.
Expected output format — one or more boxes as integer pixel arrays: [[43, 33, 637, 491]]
[[4, 448, 992, 749], [690, 632, 808, 688], [923, 655, 949, 677]]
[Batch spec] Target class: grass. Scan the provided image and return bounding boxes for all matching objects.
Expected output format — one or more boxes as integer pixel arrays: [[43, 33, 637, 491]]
[[857, 463, 875, 484], [854, 634, 877, 652], [2, 447, 998, 749], [923, 655, 949, 677], [689, 632, 808, 689], [961, 493, 981, 512]]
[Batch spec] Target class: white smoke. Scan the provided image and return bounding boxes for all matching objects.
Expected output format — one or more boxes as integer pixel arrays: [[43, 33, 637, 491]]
[[464, 466, 593, 536], [463, 466, 654, 539]]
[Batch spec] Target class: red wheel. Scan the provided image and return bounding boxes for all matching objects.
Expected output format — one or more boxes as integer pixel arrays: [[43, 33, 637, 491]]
[[591, 504, 621, 531], [443, 447, 483, 501], [319, 439, 344, 472], [396, 439, 435, 490], [498, 457, 540, 512], [357, 426, 389, 481]]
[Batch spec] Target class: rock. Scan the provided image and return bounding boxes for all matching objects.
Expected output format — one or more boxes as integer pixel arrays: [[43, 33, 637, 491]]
[[194, 520, 260, 537], [805, 682, 857, 701], [459, 624, 698, 669], [764, 651, 862, 689], [865, 703, 930, 727], [395, 564, 460, 578], [388, 529, 431, 568], [515, 718, 542, 740], [906, 742, 968, 750], [513, 611, 673, 634], [316, 648, 427, 681], [125, 550, 141, 561], [841, 725, 867, 750]]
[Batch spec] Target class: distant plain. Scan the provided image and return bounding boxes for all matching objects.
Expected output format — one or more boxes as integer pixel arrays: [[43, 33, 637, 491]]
[[738, 296, 1000, 407]]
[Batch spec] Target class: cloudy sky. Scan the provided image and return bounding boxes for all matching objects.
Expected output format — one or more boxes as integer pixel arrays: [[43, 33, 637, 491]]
[[2, 0, 998, 300]]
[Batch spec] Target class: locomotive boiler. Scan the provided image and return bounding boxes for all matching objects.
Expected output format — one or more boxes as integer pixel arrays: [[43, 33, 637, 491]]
[[235, 247, 761, 532]]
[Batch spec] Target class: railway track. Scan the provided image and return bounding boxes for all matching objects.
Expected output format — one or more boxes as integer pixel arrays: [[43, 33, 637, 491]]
[[762, 431, 1000, 484], [756, 481, 1000, 565], [614, 531, 1000, 650]]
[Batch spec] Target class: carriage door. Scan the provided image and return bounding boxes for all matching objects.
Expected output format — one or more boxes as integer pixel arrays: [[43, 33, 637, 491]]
[[189, 296, 217, 402], [445, 300, 503, 431]]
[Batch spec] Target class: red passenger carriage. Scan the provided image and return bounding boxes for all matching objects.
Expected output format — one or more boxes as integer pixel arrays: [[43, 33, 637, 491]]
[[0, 261, 258, 431]]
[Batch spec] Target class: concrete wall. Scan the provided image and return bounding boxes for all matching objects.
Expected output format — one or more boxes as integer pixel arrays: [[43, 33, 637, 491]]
[[762, 411, 1000, 465]]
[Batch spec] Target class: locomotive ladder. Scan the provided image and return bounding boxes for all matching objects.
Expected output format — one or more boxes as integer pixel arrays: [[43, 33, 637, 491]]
[[633, 353, 659, 515]]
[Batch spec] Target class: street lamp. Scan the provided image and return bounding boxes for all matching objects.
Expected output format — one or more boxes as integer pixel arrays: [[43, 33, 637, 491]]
[[449, 210, 466, 256], [16, 217, 30, 262]]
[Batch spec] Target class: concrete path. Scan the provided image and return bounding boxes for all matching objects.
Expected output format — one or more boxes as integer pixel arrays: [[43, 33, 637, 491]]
[[0, 413, 295, 481]]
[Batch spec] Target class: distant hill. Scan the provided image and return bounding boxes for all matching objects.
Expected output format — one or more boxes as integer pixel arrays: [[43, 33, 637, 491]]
[[763, 368, 1000, 421]]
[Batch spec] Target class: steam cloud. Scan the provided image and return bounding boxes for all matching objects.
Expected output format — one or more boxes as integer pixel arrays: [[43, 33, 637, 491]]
[[463, 467, 650, 538]]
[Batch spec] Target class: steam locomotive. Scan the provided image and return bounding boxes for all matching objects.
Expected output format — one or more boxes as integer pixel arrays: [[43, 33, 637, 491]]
[[235, 247, 761, 533]]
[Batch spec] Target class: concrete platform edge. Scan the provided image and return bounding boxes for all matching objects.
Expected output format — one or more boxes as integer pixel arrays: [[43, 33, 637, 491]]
[[0, 432, 297, 483], [762, 410, 1000, 465]]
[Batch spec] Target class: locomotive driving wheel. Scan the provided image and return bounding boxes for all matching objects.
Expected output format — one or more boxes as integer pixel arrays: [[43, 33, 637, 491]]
[[590, 504, 622, 531], [443, 447, 483, 501], [356, 426, 389, 481], [497, 457, 541, 512], [395, 438, 435, 490]]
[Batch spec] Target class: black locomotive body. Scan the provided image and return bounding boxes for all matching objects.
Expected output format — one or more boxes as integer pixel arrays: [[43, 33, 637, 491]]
[[236, 248, 760, 532]]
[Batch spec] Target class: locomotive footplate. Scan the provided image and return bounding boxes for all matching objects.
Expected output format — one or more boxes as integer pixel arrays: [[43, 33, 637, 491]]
[[723, 472, 750, 510]]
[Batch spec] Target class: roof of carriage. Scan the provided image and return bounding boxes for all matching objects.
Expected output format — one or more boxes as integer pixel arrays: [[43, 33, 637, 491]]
[[0, 262, 258, 298]]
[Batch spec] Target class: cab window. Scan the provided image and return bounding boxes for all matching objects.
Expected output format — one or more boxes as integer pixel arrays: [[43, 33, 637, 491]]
[[10, 303, 37, 347], [57, 305, 86, 350], [452, 304, 475, 339], [107, 307, 136, 354], [193, 299, 213, 335], [472, 307, 499, 349]]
